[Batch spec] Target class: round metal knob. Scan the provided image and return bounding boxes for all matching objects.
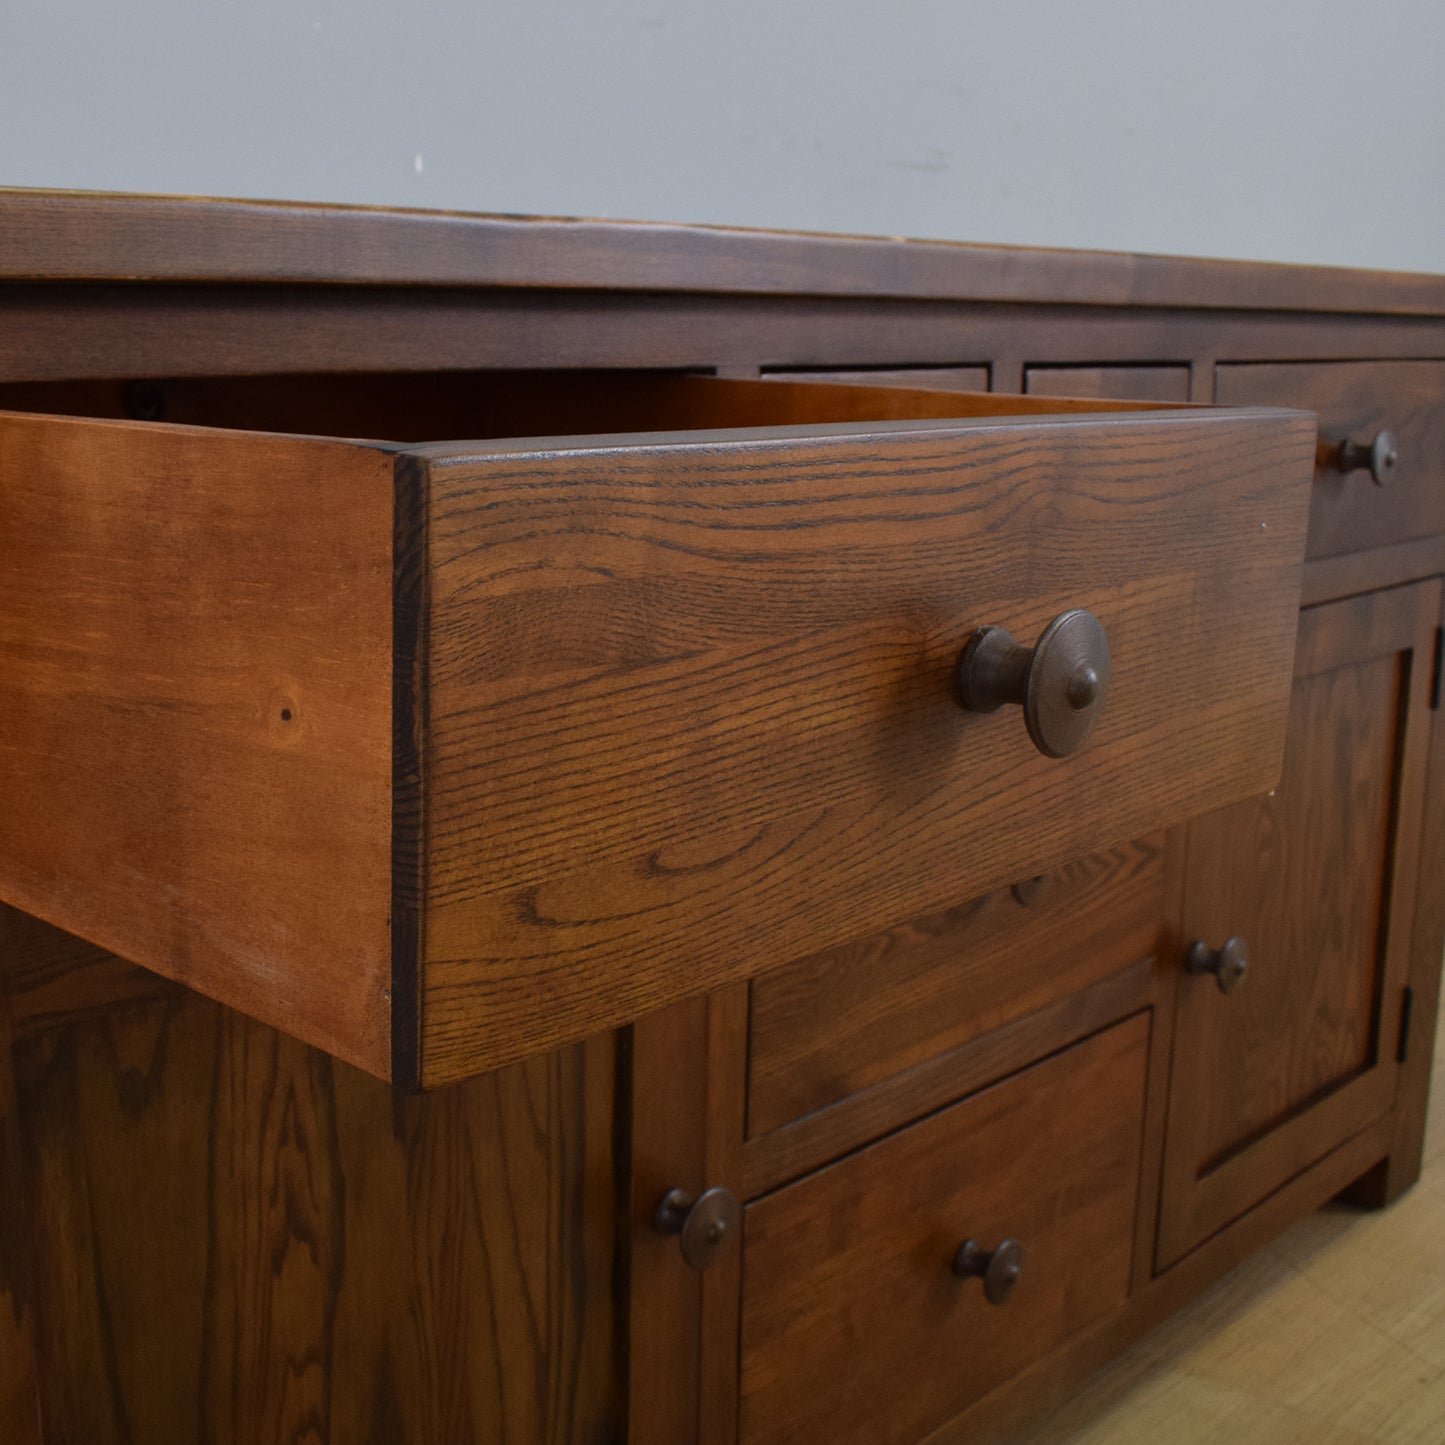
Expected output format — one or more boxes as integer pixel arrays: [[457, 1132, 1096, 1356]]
[[952, 1237, 1025, 1305], [1336, 430, 1399, 487], [652, 1186, 740, 1271], [1186, 935, 1249, 994], [955, 609, 1111, 759]]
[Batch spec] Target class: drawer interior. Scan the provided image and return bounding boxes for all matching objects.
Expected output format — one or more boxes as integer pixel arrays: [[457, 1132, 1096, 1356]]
[[0, 366, 1172, 444]]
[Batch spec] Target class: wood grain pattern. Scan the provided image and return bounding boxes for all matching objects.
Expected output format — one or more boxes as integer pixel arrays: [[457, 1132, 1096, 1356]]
[[7, 189, 1445, 317], [1158, 582, 1439, 1267], [1024, 366, 1191, 402], [764, 366, 991, 392], [1, 905, 183, 1040], [627, 996, 711, 1445], [747, 836, 1165, 1136], [7, 972, 618, 1445], [1028, 367, 1184, 401], [416, 407, 1314, 1082], [739, 1015, 1150, 1445], [0, 412, 397, 1076], [1216, 362, 1445, 561], [740, 960, 1154, 1198]]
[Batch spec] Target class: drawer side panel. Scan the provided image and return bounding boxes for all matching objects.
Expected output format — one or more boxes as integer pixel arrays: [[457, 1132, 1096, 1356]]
[[0, 412, 396, 1077]]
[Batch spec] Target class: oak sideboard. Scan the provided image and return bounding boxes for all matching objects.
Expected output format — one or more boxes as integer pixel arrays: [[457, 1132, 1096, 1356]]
[[0, 190, 1441, 1444]]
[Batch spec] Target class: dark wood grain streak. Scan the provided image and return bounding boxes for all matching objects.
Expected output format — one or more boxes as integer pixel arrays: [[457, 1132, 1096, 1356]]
[[6, 190, 1445, 316], [199, 1012, 344, 1445], [391, 454, 429, 1091]]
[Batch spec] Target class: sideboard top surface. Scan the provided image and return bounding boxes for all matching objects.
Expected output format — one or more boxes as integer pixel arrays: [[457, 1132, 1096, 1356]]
[[4, 188, 1445, 317]]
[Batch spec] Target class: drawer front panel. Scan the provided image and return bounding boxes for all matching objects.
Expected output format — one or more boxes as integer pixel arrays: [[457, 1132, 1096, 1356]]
[[747, 833, 1165, 1137], [1025, 365, 1191, 402], [1215, 361, 1445, 560], [419, 408, 1314, 1080], [765, 366, 991, 391], [739, 1014, 1150, 1445]]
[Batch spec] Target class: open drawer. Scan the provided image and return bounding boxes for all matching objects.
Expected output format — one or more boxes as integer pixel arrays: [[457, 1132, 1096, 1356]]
[[0, 372, 1316, 1085]]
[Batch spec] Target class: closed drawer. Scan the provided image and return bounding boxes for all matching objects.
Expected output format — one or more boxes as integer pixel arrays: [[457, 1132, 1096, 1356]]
[[1025, 364, 1191, 402], [1215, 361, 1445, 560], [747, 834, 1165, 1136], [764, 365, 991, 391], [739, 1014, 1150, 1445], [0, 374, 1314, 1085]]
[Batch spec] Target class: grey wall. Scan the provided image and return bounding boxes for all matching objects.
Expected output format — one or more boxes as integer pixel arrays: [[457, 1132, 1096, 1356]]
[[5, 0, 1444, 273]]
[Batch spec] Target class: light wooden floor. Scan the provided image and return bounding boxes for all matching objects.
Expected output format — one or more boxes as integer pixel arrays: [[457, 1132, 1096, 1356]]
[[1025, 993, 1445, 1445]]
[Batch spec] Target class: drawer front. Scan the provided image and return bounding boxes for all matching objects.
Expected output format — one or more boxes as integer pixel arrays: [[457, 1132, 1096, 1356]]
[[420, 407, 1313, 1080], [739, 1014, 1150, 1445], [1025, 365, 1191, 402], [765, 366, 991, 391], [747, 834, 1165, 1137], [1215, 362, 1445, 560]]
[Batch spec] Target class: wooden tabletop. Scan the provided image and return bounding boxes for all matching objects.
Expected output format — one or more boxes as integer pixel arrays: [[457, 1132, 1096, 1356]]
[[4, 188, 1445, 316]]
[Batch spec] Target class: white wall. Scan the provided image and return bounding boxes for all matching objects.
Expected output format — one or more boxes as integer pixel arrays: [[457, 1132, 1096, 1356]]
[[4, 0, 1444, 273]]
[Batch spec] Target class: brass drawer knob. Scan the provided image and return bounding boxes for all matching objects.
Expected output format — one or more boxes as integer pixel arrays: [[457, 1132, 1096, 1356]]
[[955, 609, 1111, 759], [652, 1185, 740, 1271], [952, 1237, 1025, 1305], [1335, 430, 1399, 486], [1186, 935, 1249, 994]]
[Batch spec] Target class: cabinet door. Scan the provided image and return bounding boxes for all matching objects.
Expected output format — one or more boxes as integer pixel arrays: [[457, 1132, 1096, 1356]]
[[1157, 582, 1440, 1268]]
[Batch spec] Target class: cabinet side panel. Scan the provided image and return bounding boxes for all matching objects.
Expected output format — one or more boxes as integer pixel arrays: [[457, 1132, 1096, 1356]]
[[0, 412, 395, 1076], [7, 940, 619, 1445], [0, 947, 40, 1445]]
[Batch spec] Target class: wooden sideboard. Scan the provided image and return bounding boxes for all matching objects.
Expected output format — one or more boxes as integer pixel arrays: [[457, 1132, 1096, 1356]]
[[0, 190, 1442, 1444]]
